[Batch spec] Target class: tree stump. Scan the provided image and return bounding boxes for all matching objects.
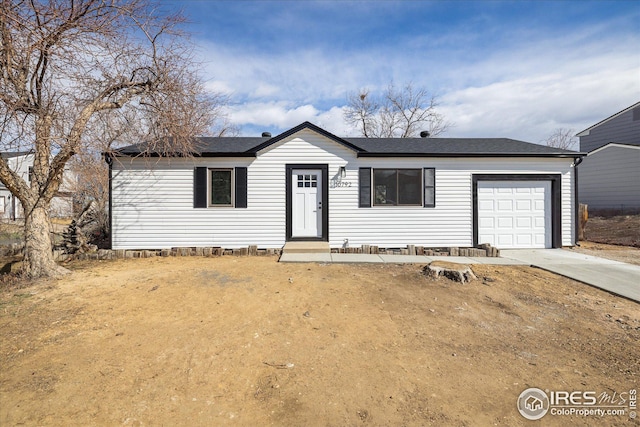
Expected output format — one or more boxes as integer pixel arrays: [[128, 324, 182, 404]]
[[423, 261, 477, 284]]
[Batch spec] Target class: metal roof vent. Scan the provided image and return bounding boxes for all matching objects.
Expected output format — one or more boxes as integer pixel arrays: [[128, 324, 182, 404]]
[[262, 132, 272, 138], [420, 131, 431, 138]]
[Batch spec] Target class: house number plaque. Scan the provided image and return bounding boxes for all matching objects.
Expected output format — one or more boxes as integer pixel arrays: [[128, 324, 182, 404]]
[[330, 179, 352, 188]]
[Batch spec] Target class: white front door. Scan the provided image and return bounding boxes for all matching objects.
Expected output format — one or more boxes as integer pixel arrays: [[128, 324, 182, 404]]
[[291, 169, 322, 238]]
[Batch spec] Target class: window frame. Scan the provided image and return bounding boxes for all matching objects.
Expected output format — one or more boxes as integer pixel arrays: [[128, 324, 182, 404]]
[[359, 167, 436, 208], [209, 168, 234, 207], [372, 168, 423, 207]]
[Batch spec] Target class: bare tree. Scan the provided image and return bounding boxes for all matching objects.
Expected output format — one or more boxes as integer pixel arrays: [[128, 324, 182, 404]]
[[67, 153, 110, 245], [543, 128, 578, 151], [344, 82, 451, 138], [69, 101, 238, 252], [0, 0, 223, 278]]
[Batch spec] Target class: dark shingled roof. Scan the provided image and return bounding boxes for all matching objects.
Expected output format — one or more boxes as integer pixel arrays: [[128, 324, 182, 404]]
[[345, 137, 580, 156], [1, 151, 33, 158], [113, 122, 584, 158], [116, 137, 270, 157]]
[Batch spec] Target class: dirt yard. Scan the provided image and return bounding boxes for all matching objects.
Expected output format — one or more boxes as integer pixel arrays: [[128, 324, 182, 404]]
[[569, 241, 640, 266], [569, 214, 640, 265], [1, 257, 638, 426], [583, 215, 640, 248]]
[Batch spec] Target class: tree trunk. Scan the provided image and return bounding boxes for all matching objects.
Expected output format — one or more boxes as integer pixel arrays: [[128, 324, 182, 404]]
[[23, 205, 69, 278]]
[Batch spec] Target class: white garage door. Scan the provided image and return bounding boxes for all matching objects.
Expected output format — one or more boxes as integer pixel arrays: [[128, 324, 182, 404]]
[[477, 181, 551, 249]]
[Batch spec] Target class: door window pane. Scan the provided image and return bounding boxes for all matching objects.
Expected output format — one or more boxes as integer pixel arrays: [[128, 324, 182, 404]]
[[297, 173, 318, 188]]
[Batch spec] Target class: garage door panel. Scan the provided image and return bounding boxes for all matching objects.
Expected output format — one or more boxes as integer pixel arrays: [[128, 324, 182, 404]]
[[497, 199, 513, 211], [497, 235, 514, 246], [479, 217, 494, 228], [516, 235, 532, 245], [497, 217, 513, 228], [516, 199, 531, 211], [478, 200, 494, 211], [477, 180, 551, 249]]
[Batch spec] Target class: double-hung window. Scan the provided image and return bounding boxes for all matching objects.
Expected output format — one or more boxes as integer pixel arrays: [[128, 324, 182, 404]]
[[210, 169, 233, 206], [193, 167, 247, 209], [359, 168, 435, 208], [374, 169, 422, 206]]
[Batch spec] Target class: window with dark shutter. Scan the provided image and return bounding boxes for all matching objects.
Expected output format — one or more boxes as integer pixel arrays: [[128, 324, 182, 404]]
[[373, 169, 422, 206], [210, 169, 233, 206], [235, 167, 247, 208], [424, 168, 435, 207], [359, 168, 372, 208], [195, 167, 247, 208], [193, 167, 208, 208]]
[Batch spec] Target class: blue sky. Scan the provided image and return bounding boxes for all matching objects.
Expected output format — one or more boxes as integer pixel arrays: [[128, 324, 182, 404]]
[[164, 0, 640, 145]]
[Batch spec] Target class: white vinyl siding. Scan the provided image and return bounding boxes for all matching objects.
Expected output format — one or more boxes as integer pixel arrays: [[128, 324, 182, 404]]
[[336, 158, 574, 248], [111, 129, 576, 249]]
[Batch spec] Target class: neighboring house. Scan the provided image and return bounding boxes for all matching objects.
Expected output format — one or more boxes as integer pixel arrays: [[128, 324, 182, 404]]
[[0, 151, 76, 220], [576, 101, 640, 212], [108, 121, 583, 251]]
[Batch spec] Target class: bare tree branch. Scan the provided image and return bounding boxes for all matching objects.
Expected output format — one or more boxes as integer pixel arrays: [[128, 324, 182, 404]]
[[343, 82, 452, 138], [0, 0, 231, 278], [543, 128, 578, 151]]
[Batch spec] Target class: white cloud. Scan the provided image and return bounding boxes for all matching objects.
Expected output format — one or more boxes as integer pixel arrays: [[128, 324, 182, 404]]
[[315, 106, 354, 136], [229, 102, 319, 129], [196, 16, 640, 143], [440, 64, 639, 142], [251, 83, 281, 98], [204, 80, 234, 96]]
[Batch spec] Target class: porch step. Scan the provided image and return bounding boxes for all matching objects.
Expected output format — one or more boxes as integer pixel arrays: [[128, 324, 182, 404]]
[[282, 242, 331, 254]]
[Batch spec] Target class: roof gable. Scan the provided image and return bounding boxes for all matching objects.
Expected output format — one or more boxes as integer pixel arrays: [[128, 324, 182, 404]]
[[587, 142, 640, 156], [251, 121, 362, 154], [576, 101, 640, 137]]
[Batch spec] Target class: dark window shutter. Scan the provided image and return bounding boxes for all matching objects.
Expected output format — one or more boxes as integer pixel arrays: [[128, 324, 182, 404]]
[[424, 168, 435, 207], [359, 168, 371, 208], [194, 167, 207, 208], [235, 167, 247, 208]]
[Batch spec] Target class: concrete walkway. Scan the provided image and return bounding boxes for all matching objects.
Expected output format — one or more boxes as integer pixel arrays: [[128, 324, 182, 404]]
[[280, 249, 640, 303], [501, 249, 640, 303], [279, 252, 527, 265]]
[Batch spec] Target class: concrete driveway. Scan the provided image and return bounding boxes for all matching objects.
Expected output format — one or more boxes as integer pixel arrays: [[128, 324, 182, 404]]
[[501, 249, 640, 303]]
